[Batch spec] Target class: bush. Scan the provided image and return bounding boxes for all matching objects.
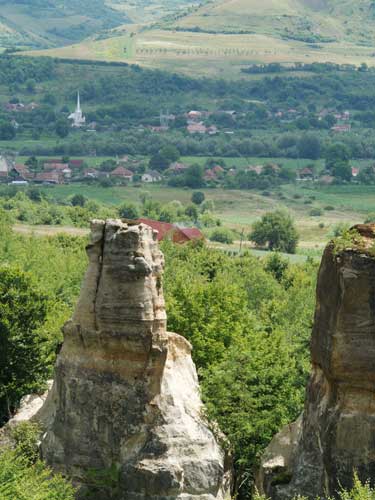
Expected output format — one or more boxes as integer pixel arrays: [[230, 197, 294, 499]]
[[309, 208, 323, 216], [118, 202, 140, 220], [11, 421, 40, 464], [71, 193, 87, 207], [324, 205, 335, 211], [0, 448, 75, 499], [210, 228, 235, 244], [332, 222, 351, 237]]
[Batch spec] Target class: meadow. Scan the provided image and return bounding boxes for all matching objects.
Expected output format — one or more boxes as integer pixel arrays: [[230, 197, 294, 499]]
[[28, 181, 369, 250]]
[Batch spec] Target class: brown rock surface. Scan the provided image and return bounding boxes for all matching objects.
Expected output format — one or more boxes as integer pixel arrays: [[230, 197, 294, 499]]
[[40, 219, 230, 500], [257, 224, 375, 498]]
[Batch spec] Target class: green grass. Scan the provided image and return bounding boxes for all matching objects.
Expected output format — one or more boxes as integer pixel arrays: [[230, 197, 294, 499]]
[[31, 182, 369, 249]]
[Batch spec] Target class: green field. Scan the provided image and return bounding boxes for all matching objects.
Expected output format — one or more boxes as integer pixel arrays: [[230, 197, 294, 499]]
[[31, 182, 371, 250]]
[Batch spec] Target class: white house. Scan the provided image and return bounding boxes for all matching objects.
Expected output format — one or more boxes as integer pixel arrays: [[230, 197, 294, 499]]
[[142, 170, 162, 183]]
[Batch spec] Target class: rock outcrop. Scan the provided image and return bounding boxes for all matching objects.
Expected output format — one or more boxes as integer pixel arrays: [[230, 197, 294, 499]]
[[40, 219, 230, 500], [257, 224, 375, 499]]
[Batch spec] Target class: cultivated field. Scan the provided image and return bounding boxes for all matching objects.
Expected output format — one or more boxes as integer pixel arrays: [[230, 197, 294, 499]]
[[27, 29, 375, 79]]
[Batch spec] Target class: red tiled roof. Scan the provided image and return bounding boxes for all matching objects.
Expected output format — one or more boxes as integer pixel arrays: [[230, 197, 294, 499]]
[[111, 166, 133, 177], [178, 227, 204, 240], [69, 160, 84, 167]]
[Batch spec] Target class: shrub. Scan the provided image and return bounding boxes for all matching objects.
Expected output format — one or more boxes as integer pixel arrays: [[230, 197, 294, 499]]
[[210, 228, 235, 244], [0, 448, 75, 499], [118, 202, 140, 220], [309, 208, 323, 216], [324, 205, 335, 211]]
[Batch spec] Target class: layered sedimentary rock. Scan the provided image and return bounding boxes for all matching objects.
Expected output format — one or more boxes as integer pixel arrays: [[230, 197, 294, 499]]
[[40, 219, 230, 500], [257, 224, 375, 499]]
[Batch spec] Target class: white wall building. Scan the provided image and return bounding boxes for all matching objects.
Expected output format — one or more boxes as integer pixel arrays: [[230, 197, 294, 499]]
[[68, 92, 86, 128]]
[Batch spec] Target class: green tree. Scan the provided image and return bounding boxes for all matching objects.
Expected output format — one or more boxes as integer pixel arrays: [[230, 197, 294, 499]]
[[203, 329, 302, 497], [55, 119, 70, 138], [25, 156, 40, 172], [191, 191, 205, 205], [324, 143, 351, 170], [0, 122, 16, 140], [71, 193, 87, 207], [297, 134, 321, 159], [0, 266, 49, 424], [25, 79, 36, 93], [250, 210, 299, 253], [184, 164, 204, 188], [332, 160, 352, 182]]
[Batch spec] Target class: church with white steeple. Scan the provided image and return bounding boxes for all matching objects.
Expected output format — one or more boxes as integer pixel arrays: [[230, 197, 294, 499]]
[[68, 91, 86, 128]]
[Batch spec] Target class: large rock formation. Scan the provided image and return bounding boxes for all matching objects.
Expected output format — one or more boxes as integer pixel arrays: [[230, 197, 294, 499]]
[[257, 224, 375, 499], [40, 219, 230, 500]]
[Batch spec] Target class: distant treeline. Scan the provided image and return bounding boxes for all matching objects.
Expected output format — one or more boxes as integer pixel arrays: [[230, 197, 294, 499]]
[[241, 61, 371, 75]]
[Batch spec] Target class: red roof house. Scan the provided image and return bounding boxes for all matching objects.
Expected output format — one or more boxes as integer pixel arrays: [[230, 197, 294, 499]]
[[110, 166, 133, 180]]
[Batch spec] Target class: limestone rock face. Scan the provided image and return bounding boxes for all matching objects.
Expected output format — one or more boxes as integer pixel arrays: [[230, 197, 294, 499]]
[[41, 220, 230, 500], [257, 224, 375, 499]]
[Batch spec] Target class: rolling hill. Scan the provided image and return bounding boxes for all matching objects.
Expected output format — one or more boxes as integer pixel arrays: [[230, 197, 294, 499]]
[[0, 0, 199, 50], [164, 0, 375, 44]]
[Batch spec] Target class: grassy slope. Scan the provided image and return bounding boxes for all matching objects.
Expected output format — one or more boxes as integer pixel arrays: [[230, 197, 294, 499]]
[[0, 0, 200, 50]]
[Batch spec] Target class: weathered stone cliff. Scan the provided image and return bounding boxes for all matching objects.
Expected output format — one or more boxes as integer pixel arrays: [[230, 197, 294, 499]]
[[40, 219, 230, 500], [257, 224, 375, 499]]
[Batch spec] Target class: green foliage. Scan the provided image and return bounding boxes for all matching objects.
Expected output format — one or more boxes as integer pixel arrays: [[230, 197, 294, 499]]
[[71, 193, 87, 207], [210, 227, 235, 244], [203, 329, 303, 493], [162, 243, 316, 498], [10, 421, 41, 465], [0, 448, 75, 500], [264, 253, 289, 283], [84, 464, 121, 499], [332, 228, 364, 254], [0, 266, 49, 424], [309, 208, 323, 216], [55, 119, 70, 139], [118, 202, 140, 220], [297, 134, 321, 160], [250, 211, 299, 254], [191, 191, 205, 205]]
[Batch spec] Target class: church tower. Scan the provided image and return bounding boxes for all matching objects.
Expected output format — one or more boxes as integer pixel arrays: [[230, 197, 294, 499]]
[[68, 91, 86, 128]]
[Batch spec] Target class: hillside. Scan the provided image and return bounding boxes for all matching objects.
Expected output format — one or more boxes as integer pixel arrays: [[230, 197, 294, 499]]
[[0, 0, 198, 50], [165, 0, 375, 44], [27, 0, 375, 78]]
